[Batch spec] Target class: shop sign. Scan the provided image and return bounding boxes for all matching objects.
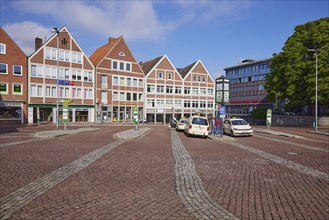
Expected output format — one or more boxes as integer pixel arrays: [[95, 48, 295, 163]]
[[57, 80, 74, 86]]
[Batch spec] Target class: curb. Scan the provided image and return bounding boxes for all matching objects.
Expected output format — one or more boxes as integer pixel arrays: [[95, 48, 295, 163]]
[[35, 127, 100, 138], [113, 127, 152, 140], [253, 128, 304, 138]]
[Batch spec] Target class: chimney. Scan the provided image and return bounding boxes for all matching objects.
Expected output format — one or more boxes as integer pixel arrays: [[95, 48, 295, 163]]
[[35, 37, 42, 51]]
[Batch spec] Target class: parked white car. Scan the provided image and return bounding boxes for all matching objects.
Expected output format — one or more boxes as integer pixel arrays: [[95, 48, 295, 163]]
[[184, 116, 209, 138], [223, 118, 253, 137], [176, 118, 188, 131]]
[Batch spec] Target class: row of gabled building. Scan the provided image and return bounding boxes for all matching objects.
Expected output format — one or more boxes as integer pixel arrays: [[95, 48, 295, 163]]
[[0, 26, 215, 125]]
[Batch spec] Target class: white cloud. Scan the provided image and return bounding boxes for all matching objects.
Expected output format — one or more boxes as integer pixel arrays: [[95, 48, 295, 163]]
[[10, 1, 176, 42], [4, 21, 51, 55]]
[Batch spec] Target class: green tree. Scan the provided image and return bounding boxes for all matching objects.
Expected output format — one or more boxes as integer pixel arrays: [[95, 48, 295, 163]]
[[266, 17, 329, 113], [251, 107, 267, 125]]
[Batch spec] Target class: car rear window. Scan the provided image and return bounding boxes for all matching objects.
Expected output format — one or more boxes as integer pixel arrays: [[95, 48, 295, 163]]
[[192, 118, 208, 125], [231, 120, 248, 125]]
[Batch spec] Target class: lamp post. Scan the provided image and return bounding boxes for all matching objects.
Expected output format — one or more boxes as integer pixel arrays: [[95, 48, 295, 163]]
[[52, 27, 60, 129], [307, 48, 318, 131]]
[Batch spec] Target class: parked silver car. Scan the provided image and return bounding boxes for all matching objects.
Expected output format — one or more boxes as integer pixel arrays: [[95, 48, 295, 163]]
[[223, 118, 253, 137], [176, 118, 188, 131]]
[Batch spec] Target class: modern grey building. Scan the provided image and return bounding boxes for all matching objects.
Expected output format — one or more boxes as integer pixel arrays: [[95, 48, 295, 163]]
[[224, 58, 273, 117]]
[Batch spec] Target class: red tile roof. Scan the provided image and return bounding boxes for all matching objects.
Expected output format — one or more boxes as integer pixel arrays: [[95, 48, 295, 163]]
[[89, 37, 121, 67]]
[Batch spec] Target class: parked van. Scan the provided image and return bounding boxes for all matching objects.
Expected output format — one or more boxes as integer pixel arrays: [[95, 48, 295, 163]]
[[184, 116, 209, 138]]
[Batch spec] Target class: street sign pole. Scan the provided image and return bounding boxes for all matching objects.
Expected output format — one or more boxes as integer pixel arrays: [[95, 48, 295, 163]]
[[133, 106, 138, 130], [266, 109, 272, 130]]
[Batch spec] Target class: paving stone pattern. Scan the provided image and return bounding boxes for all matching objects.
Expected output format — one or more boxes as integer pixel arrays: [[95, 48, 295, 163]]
[[228, 141, 329, 181], [0, 139, 126, 220], [170, 130, 238, 220]]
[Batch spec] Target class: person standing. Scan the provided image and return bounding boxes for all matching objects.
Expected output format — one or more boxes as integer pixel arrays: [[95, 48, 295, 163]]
[[215, 117, 221, 135]]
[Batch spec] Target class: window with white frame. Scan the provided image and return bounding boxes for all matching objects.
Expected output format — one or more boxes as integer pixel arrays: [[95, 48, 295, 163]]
[[184, 100, 191, 108], [166, 100, 173, 108], [127, 78, 131, 86], [101, 75, 107, 88], [192, 87, 198, 95], [45, 85, 57, 97], [184, 87, 190, 95], [193, 76, 197, 82], [30, 85, 43, 97], [147, 99, 155, 108], [158, 71, 163, 79], [59, 87, 70, 98], [202, 76, 206, 82], [207, 101, 214, 109], [0, 82, 8, 94], [64, 69, 70, 80], [65, 51, 70, 62], [113, 91, 119, 101], [126, 63, 131, 71], [72, 88, 81, 98], [175, 86, 182, 94], [59, 68, 65, 79], [45, 66, 51, 78], [59, 50, 64, 61], [166, 85, 173, 94], [113, 76, 119, 85], [208, 88, 214, 96], [119, 77, 125, 86], [157, 85, 164, 93], [13, 65, 22, 76], [133, 93, 137, 101], [174, 100, 182, 108], [0, 63, 8, 74], [192, 100, 198, 108], [45, 48, 57, 60], [200, 88, 207, 96], [133, 78, 138, 87], [83, 88, 93, 99], [147, 84, 155, 93], [31, 65, 43, 77], [200, 101, 206, 108], [83, 71, 93, 82], [12, 84, 22, 95], [72, 52, 77, 63], [156, 100, 165, 108], [126, 92, 131, 101], [112, 60, 132, 72], [101, 91, 107, 104], [77, 70, 82, 81], [112, 61, 118, 70], [119, 92, 125, 100], [168, 73, 172, 80], [0, 43, 6, 54], [138, 93, 143, 102], [76, 53, 82, 64], [138, 79, 143, 87]]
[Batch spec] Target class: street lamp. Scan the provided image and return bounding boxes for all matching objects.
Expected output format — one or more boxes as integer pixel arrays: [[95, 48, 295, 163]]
[[52, 27, 60, 129], [307, 48, 319, 131]]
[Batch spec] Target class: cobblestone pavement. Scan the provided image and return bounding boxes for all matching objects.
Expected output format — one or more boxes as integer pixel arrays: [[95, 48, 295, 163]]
[[0, 124, 328, 219], [171, 130, 238, 219], [179, 130, 328, 219]]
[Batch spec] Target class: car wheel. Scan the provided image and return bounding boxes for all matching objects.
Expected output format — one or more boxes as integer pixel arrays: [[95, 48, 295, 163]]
[[230, 130, 235, 137]]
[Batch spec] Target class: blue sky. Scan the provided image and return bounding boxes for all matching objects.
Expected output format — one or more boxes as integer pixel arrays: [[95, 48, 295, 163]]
[[1, 0, 328, 79]]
